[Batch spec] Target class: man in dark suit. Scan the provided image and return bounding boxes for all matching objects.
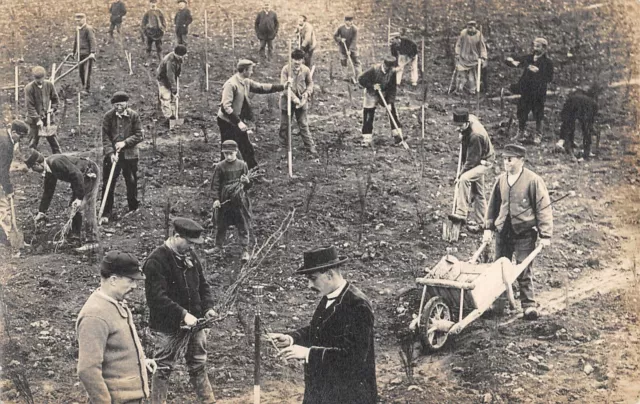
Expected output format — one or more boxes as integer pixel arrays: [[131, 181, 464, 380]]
[[0, 120, 29, 246], [268, 246, 377, 404], [26, 150, 99, 251]]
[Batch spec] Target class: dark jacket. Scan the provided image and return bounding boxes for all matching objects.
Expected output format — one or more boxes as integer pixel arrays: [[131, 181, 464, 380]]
[[485, 167, 553, 238], [142, 8, 166, 38], [560, 90, 598, 124], [101, 108, 143, 160], [174, 8, 192, 34], [390, 37, 418, 58], [358, 64, 397, 104], [0, 129, 15, 195], [255, 10, 279, 40], [109, 1, 127, 24], [39, 155, 98, 213], [217, 74, 285, 125], [506, 53, 553, 100], [156, 52, 182, 94], [211, 159, 252, 201], [461, 115, 494, 173], [334, 25, 358, 53], [73, 25, 97, 56], [24, 80, 59, 125], [288, 282, 377, 404], [143, 245, 215, 333]]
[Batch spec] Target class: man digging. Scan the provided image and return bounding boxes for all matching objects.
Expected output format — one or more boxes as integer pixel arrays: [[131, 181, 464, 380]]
[[358, 56, 406, 146], [334, 15, 362, 80], [390, 29, 419, 87], [0, 120, 29, 247], [156, 45, 187, 127], [448, 108, 494, 234], [24, 66, 61, 154]]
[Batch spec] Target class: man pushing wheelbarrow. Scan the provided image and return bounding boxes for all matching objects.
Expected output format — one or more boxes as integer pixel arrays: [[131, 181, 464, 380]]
[[411, 144, 554, 352]]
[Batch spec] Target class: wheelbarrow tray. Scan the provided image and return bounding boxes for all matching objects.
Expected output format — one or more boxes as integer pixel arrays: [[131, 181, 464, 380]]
[[414, 245, 543, 349]]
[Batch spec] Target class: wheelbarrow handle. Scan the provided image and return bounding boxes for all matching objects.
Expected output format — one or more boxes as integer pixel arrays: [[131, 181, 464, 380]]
[[468, 241, 489, 264], [516, 245, 544, 272]]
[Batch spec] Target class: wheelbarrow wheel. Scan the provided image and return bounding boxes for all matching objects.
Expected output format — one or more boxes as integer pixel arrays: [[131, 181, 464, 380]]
[[419, 296, 451, 352]]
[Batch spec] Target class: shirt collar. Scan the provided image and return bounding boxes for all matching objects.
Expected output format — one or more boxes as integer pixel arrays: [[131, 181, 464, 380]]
[[326, 279, 348, 300], [78, 23, 86, 30], [116, 109, 129, 118]]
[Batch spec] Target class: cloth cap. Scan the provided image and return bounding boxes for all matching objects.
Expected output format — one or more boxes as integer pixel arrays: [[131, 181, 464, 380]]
[[237, 59, 256, 69], [174, 45, 188, 56], [110, 91, 129, 104], [32, 66, 46, 78], [453, 108, 469, 123], [345, 16, 354, 21], [11, 120, 29, 136], [25, 150, 45, 168], [533, 37, 548, 47], [173, 217, 205, 244], [177, 0, 187, 3], [291, 49, 305, 60], [74, 13, 86, 19], [149, 0, 158, 3], [383, 56, 397, 67], [503, 144, 527, 157], [101, 250, 145, 280], [221, 140, 239, 152], [467, 20, 477, 26], [296, 246, 349, 275]]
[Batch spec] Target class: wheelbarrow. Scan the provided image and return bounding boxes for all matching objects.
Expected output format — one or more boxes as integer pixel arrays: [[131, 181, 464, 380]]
[[409, 242, 544, 351]]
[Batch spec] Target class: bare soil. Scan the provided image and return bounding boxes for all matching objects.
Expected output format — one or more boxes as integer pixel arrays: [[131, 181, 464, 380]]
[[1, 0, 639, 403]]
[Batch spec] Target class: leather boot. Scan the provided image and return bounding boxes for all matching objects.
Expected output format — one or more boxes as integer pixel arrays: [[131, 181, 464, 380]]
[[189, 369, 215, 403], [151, 372, 169, 404]]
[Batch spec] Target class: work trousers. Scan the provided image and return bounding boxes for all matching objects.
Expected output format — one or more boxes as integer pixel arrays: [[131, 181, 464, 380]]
[[455, 65, 480, 94], [495, 226, 538, 308], [215, 205, 250, 248], [302, 47, 314, 67], [176, 28, 188, 45], [279, 108, 315, 149], [71, 162, 99, 243], [109, 21, 121, 37], [28, 123, 61, 154], [362, 104, 401, 135], [157, 82, 175, 119], [0, 194, 11, 245], [339, 49, 362, 73], [101, 157, 139, 218], [152, 329, 209, 375], [397, 54, 419, 86], [259, 39, 274, 57], [560, 117, 593, 157], [146, 36, 163, 55], [79, 54, 93, 90], [217, 117, 258, 170], [517, 95, 545, 131], [453, 164, 489, 223]]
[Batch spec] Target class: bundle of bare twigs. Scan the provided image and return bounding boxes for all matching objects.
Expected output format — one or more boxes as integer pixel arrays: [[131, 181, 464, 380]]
[[220, 167, 264, 206], [154, 208, 296, 361], [53, 204, 80, 251]]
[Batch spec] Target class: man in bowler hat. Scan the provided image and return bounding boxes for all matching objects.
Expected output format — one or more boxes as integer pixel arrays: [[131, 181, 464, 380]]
[[268, 246, 377, 404]]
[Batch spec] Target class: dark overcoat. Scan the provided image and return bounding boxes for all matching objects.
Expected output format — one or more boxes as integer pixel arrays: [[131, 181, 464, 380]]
[[288, 282, 377, 404]]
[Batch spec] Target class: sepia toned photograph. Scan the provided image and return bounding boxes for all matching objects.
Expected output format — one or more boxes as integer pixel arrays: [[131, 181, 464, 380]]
[[0, 0, 639, 402]]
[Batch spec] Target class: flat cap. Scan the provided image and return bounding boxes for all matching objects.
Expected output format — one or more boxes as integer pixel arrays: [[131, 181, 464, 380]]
[[467, 20, 477, 26], [177, 0, 187, 3], [11, 120, 29, 136], [291, 49, 305, 60], [221, 140, 238, 152], [32, 66, 46, 78], [101, 251, 145, 280], [383, 56, 397, 66], [344, 16, 354, 21], [453, 108, 469, 123], [110, 91, 129, 104], [174, 45, 188, 56], [173, 217, 204, 244], [533, 37, 548, 47], [237, 59, 256, 69], [503, 144, 526, 157], [74, 13, 86, 19], [25, 150, 44, 169]]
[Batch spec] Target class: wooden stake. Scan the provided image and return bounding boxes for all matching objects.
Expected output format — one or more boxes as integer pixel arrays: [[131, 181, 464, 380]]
[[476, 58, 481, 114], [77, 92, 81, 125], [204, 10, 208, 39], [421, 38, 425, 73], [387, 18, 391, 44], [77, 28, 80, 62], [287, 39, 293, 178], [14, 65, 18, 109], [232, 19, 235, 52]]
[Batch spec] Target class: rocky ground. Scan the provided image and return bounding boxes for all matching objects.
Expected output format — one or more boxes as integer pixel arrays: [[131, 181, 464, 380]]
[[1, 0, 639, 403]]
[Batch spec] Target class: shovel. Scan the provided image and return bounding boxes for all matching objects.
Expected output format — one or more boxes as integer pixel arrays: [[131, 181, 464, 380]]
[[442, 145, 463, 242], [98, 152, 118, 223], [342, 41, 358, 84], [8, 196, 24, 249], [41, 100, 58, 137], [376, 88, 409, 150], [170, 78, 184, 129]]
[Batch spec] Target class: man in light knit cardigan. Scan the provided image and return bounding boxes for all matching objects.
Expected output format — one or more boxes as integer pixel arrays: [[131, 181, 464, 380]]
[[76, 250, 156, 403], [484, 144, 553, 320]]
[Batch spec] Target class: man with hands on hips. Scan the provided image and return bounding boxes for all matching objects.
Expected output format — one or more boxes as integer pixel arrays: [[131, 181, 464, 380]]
[[483, 144, 552, 320], [268, 246, 377, 404]]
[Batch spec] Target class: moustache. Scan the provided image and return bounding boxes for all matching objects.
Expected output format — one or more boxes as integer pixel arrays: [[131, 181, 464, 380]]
[[310, 287, 320, 293]]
